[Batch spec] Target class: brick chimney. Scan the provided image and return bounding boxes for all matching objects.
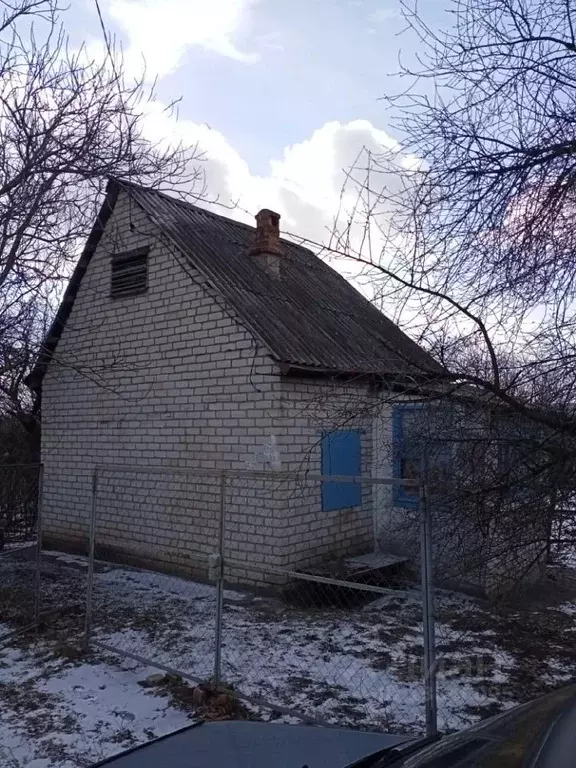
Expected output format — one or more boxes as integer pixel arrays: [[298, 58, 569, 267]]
[[249, 209, 282, 276]]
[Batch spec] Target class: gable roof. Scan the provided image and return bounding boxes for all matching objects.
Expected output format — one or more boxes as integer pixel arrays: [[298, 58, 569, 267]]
[[28, 179, 442, 389]]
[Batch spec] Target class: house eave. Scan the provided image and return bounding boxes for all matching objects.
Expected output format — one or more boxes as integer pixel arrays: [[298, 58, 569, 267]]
[[25, 180, 121, 392], [277, 362, 445, 389]]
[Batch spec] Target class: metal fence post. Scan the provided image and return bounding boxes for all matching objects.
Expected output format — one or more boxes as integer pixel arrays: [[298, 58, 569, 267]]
[[420, 481, 438, 736], [83, 468, 98, 652], [34, 463, 44, 630], [213, 471, 226, 685]]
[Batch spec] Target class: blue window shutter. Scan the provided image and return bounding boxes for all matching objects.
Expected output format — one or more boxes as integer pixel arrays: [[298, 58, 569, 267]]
[[321, 430, 362, 512]]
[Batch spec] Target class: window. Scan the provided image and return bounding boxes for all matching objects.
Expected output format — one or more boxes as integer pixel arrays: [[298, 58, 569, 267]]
[[393, 405, 422, 507], [393, 404, 453, 507], [110, 246, 149, 298], [496, 419, 542, 496], [321, 429, 362, 512]]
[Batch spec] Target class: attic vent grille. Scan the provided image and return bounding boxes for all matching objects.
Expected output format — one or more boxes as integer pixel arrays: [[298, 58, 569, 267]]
[[111, 246, 149, 298]]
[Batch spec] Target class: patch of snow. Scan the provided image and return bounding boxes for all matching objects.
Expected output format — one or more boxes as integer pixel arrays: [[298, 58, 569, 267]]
[[42, 552, 89, 569], [0, 541, 36, 556], [86, 570, 517, 735], [0, 643, 191, 767], [559, 600, 576, 616], [99, 565, 245, 601]]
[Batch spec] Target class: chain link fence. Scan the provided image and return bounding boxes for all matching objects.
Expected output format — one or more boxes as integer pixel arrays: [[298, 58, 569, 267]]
[[0, 463, 88, 647], [218, 471, 435, 732], [85, 468, 222, 682], [0, 463, 527, 735], [81, 466, 444, 733]]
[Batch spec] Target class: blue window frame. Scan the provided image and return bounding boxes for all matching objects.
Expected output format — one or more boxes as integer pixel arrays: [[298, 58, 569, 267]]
[[321, 429, 362, 512], [393, 404, 454, 507], [393, 405, 421, 508]]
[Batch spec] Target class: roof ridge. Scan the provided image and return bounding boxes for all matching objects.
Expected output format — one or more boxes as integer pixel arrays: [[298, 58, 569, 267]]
[[112, 178, 315, 256]]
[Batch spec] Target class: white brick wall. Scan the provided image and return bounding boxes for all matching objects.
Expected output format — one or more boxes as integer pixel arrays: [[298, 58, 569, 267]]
[[42, 191, 285, 579], [272, 376, 378, 569], [41, 190, 384, 583]]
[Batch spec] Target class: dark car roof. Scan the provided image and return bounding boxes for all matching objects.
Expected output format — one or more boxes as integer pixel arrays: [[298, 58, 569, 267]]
[[28, 179, 442, 389], [92, 720, 412, 768]]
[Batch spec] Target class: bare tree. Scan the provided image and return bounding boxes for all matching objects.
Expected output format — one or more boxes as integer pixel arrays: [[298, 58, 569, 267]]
[[0, 0, 201, 452], [317, 0, 576, 427], [293, 0, 576, 589]]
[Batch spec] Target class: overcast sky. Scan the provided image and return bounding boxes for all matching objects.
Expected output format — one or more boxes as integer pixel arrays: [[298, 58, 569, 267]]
[[71, 0, 449, 246]]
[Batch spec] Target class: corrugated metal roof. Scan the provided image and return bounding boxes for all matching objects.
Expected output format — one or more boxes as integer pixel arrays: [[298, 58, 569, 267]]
[[122, 181, 441, 377], [28, 179, 442, 390]]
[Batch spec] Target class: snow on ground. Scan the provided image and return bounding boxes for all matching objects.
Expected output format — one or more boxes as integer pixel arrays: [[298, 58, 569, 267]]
[[43, 552, 89, 569], [87, 564, 437, 730], [55, 556, 571, 730], [2, 550, 576, 767], [0, 643, 192, 767], [88, 564, 556, 734]]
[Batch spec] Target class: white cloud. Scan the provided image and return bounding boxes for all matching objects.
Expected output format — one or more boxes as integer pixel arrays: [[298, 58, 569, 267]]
[[369, 7, 398, 23], [103, 0, 260, 79], [268, 120, 401, 227], [142, 106, 414, 278]]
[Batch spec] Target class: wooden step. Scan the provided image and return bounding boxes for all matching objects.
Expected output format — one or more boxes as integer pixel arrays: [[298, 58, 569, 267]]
[[344, 551, 410, 575], [303, 550, 411, 584]]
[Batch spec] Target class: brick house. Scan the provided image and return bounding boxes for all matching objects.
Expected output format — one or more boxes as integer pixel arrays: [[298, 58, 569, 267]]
[[27, 179, 450, 585]]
